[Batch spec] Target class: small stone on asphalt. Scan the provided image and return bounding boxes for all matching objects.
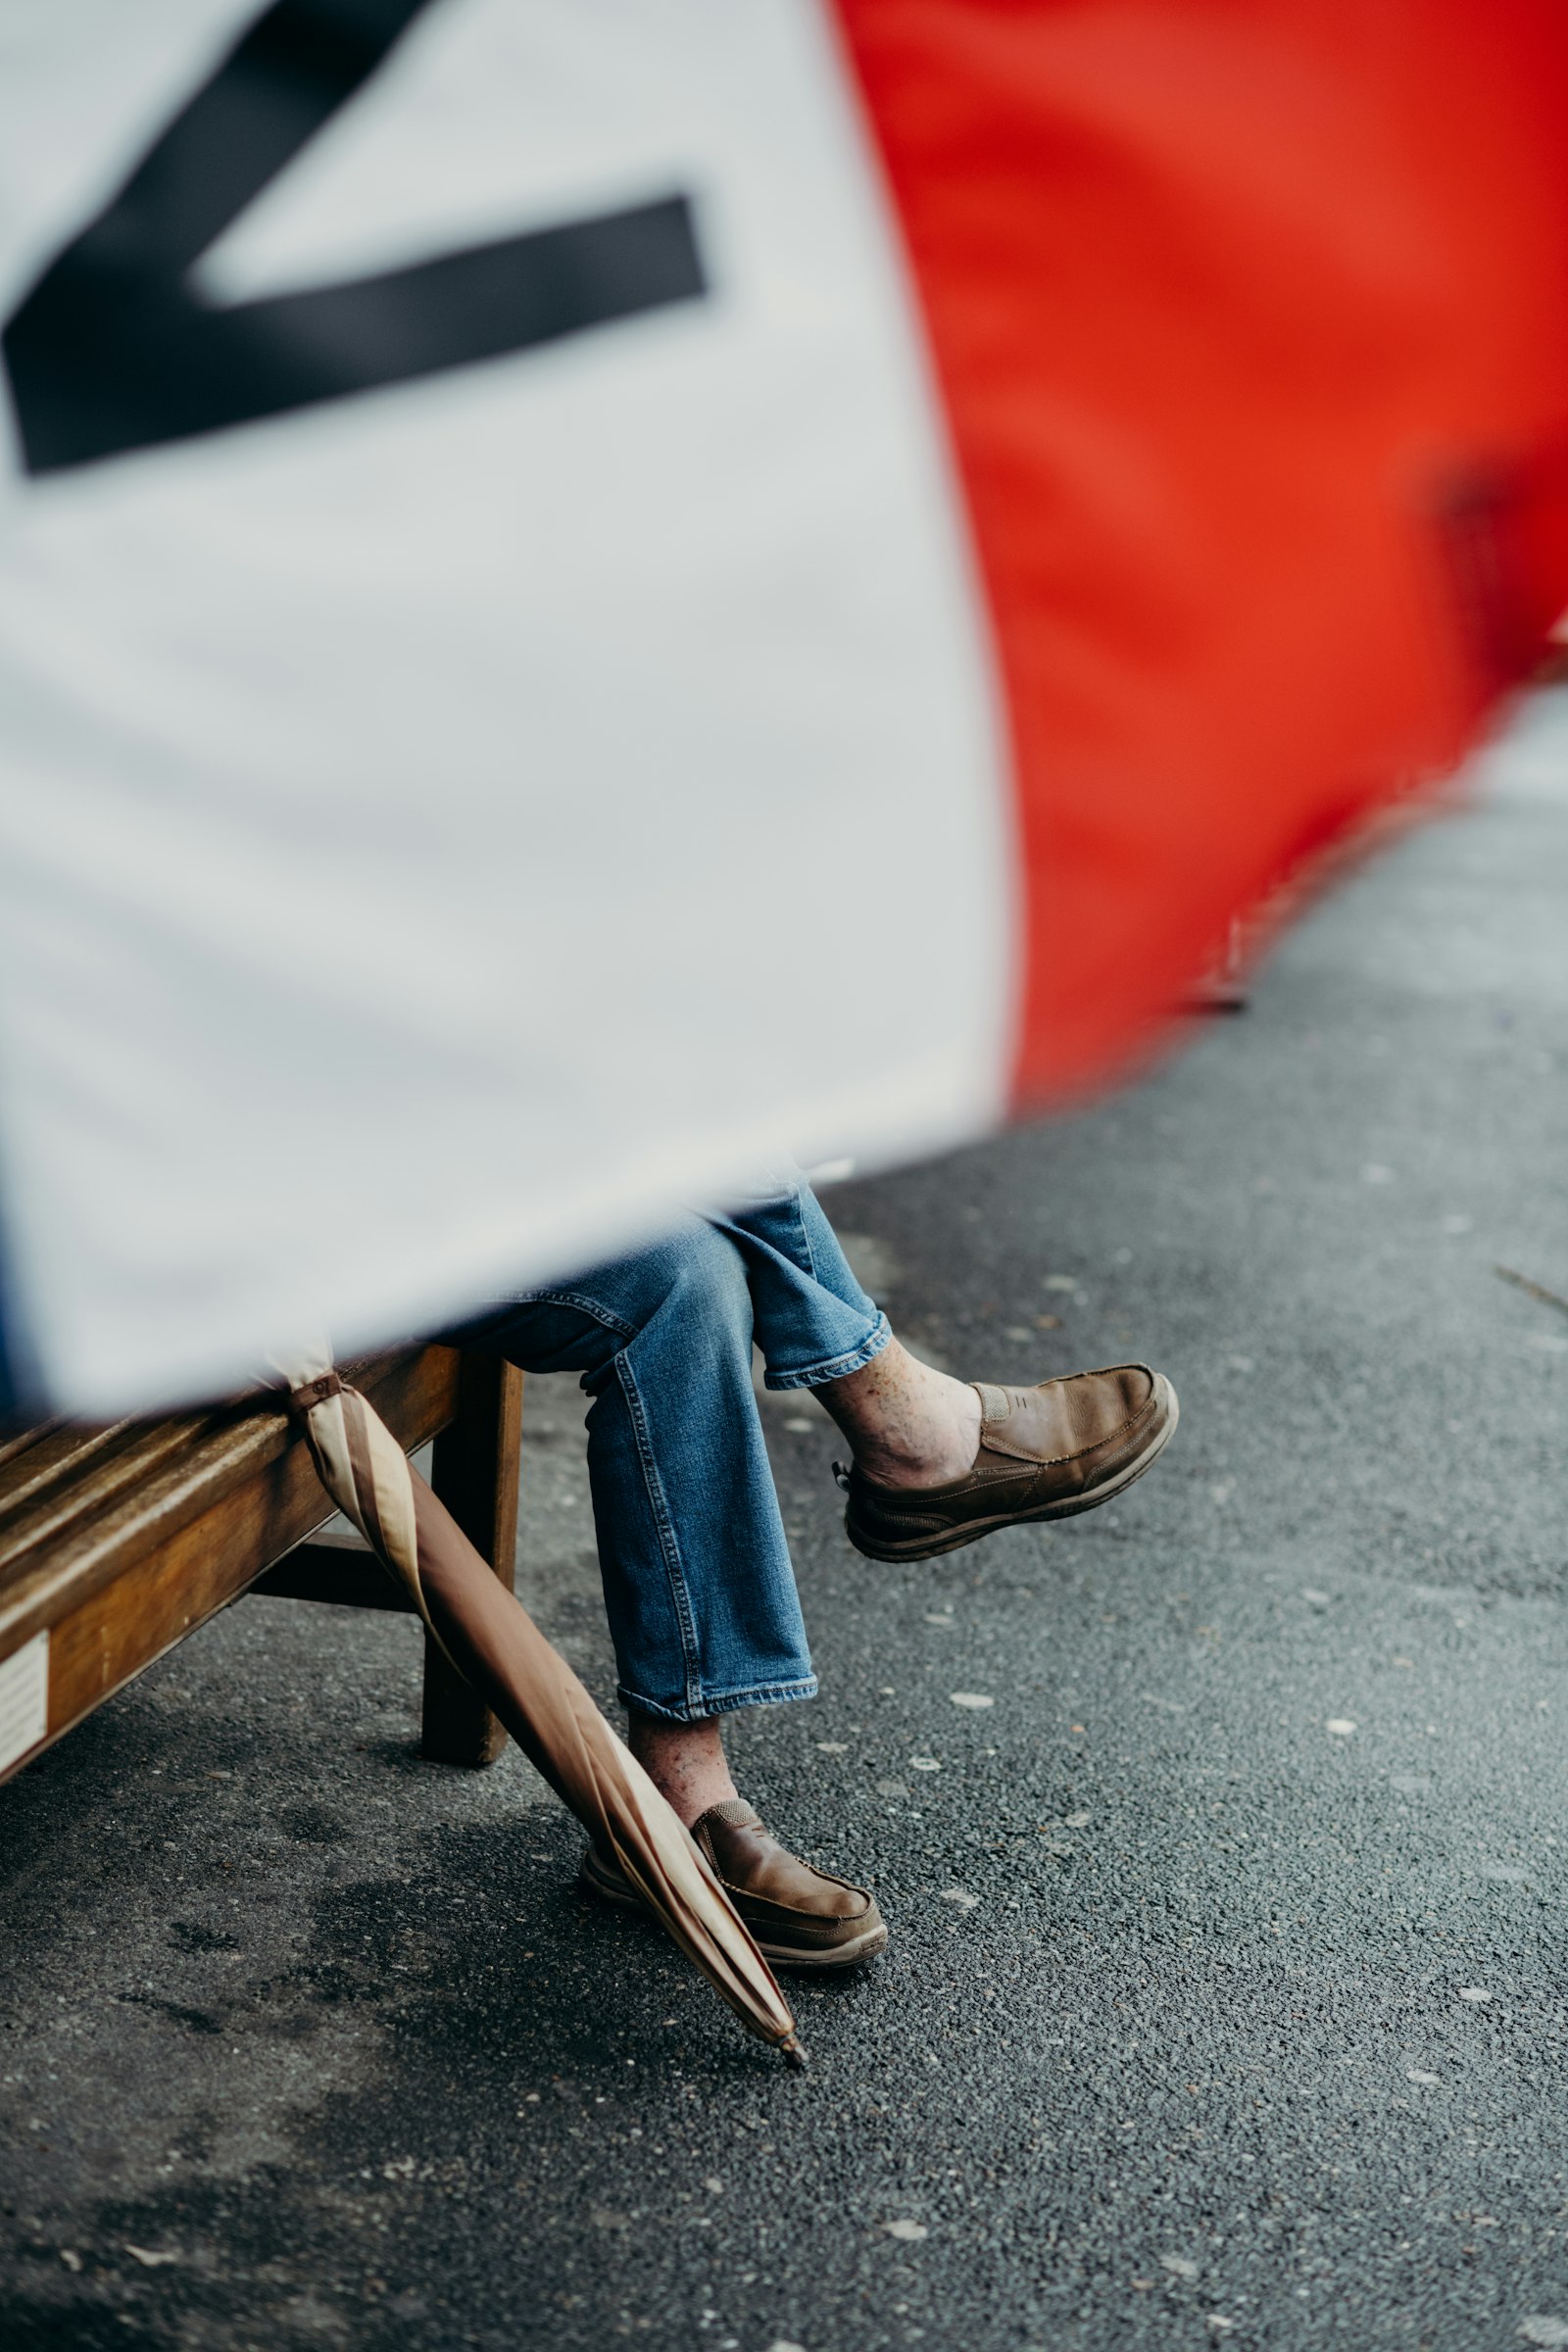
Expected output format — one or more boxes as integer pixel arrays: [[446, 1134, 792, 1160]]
[[1160, 2255, 1200, 2278]]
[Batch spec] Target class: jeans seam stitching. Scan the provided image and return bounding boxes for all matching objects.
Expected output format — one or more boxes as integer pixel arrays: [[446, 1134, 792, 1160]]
[[795, 1194, 818, 1285], [511, 1289, 638, 1340], [614, 1676, 818, 1723], [614, 1349, 704, 1710], [763, 1311, 892, 1391]]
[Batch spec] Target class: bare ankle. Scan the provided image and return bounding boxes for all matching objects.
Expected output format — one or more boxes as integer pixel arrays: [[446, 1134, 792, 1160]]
[[816, 1338, 982, 1490], [626, 1710, 737, 1827]]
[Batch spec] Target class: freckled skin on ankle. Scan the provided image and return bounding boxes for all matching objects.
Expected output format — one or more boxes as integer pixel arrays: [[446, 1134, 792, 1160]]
[[628, 1709, 737, 1827], [813, 1336, 982, 1490]]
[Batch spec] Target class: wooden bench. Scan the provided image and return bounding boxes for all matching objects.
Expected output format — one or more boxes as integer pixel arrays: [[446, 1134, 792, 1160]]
[[0, 1345, 523, 1787]]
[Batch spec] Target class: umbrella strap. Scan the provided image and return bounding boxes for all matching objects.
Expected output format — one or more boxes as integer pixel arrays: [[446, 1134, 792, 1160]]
[[285, 1367, 466, 1679]]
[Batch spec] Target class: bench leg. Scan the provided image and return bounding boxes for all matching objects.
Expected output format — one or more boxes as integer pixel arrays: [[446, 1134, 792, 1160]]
[[419, 1353, 523, 1766]]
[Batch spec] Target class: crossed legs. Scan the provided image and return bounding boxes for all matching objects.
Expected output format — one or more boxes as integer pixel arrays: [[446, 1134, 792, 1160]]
[[632, 1336, 982, 1821]]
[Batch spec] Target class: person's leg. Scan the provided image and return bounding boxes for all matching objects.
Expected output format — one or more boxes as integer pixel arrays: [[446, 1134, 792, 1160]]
[[716, 1174, 1177, 1557], [452, 1217, 810, 1812], [812, 1337, 980, 1487], [451, 1222, 887, 1965], [714, 1175, 979, 1478], [627, 1706, 733, 1823]]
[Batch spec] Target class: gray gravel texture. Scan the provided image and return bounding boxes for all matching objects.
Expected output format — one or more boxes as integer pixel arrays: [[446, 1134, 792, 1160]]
[[2, 694, 1567, 2352]]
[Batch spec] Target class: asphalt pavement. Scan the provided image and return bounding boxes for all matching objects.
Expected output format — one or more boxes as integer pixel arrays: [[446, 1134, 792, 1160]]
[[3, 692, 1567, 2352]]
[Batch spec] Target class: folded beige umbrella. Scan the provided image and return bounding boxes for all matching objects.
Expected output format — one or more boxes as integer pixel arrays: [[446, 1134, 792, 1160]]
[[282, 1352, 804, 2066]]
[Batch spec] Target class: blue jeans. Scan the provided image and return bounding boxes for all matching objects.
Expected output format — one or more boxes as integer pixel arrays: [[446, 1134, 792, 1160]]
[[449, 1182, 889, 1723]]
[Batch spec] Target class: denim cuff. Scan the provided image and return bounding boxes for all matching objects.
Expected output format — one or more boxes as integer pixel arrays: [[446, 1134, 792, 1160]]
[[615, 1674, 820, 1724], [761, 1310, 892, 1392]]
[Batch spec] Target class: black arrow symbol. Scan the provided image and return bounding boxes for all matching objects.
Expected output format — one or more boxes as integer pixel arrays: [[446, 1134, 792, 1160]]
[[4, 0, 707, 474]]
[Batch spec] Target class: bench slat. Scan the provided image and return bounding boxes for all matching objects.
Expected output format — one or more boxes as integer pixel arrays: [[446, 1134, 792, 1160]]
[[0, 1346, 462, 1783], [0, 1417, 226, 1562]]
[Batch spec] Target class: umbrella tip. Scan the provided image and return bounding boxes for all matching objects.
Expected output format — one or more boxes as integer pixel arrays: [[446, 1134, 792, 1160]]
[[778, 2031, 808, 2071]]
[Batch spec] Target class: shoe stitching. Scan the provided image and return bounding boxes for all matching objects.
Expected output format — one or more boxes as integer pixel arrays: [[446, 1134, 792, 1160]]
[[977, 1369, 1159, 1465], [723, 1897, 872, 1939], [719, 1866, 871, 1904], [975, 1402, 1156, 1468], [855, 1407, 1157, 1499], [861, 1378, 1161, 1489], [845, 1410, 1175, 1554], [594, 1849, 870, 1933]]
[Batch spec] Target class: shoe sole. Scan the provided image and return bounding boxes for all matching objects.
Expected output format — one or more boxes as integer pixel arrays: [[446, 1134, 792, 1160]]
[[579, 1850, 888, 1972], [845, 1375, 1179, 1563]]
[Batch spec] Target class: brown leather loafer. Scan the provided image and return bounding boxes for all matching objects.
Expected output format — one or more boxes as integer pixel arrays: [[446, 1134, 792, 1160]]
[[581, 1798, 887, 1971], [842, 1362, 1178, 1562]]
